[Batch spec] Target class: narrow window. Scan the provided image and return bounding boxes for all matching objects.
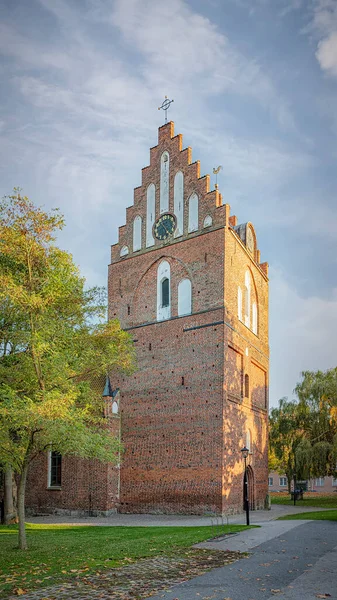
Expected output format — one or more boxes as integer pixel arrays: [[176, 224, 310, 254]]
[[174, 171, 184, 236], [160, 152, 169, 214], [252, 302, 257, 334], [146, 184, 155, 247], [246, 430, 251, 453], [244, 270, 250, 327], [161, 278, 169, 307], [127, 305, 130, 315], [133, 215, 142, 252], [157, 260, 170, 321], [178, 278, 192, 316], [48, 451, 62, 487], [268, 477, 273, 486], [244, 374, 249, 398], [238, 286, 242, 321], [188, 193, 198, 232]]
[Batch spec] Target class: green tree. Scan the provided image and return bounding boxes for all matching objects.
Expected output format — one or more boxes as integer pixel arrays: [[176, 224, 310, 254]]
[[269, 397, 304, 492], [295, 369, 337, 479], [0, 191, 135, 549]]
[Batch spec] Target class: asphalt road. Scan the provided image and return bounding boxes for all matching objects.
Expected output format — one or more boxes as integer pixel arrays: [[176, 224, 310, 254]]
[[147, 520, 337, 600]]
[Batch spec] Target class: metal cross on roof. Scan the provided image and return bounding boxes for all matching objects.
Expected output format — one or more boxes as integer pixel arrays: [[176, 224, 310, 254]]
[[158, 96, 174, 123]]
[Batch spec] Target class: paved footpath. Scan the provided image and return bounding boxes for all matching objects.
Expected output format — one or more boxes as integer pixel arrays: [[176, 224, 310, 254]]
[[16, 506, 336, 600], [147, 520, 337, 600]]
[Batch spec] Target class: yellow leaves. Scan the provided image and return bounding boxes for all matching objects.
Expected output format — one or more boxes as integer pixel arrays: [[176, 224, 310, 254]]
[[14, 588, 27, 596]]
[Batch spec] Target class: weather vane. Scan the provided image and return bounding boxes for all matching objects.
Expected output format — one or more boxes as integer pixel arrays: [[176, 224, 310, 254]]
[[158, 96, 174, 123], [213, 165, 223, 190]]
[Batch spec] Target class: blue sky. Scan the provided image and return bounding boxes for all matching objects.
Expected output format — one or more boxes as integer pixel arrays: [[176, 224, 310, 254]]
[[1, 0, 337, 407]]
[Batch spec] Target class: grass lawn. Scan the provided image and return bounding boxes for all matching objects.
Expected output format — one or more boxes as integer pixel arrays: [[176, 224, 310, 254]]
[[271, 492, 337, 508], [278, 509, 337, 521], [0, 522, 248, 597]]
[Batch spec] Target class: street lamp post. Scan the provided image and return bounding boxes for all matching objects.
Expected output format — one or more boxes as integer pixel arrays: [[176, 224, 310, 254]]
[[293, 472, 296, 506], [241, 446, 250, 526]]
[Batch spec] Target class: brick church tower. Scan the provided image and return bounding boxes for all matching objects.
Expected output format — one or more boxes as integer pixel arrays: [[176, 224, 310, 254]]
[[109, 121, 269, 514]]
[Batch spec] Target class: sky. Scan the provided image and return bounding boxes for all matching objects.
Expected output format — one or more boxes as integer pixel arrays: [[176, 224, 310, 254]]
[[0, 0, 337, 408]]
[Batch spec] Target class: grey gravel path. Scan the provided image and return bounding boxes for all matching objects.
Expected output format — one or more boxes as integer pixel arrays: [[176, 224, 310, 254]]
[[146, 520, 337, 600]]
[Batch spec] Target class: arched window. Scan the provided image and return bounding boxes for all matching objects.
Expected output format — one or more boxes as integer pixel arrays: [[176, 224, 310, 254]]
[[146, 184, 155, 247], [246, 430, 251, 453], [244, 270, 250, 327], [252, 302, 258, 335], [178, 279, 192, 316], [161, 278, 169, 307], [160, 151, 169, 214], [188, 193, 198, 232], [238, 286, 242, 321], [157, 260, 170, 321], [203, 215, 212, 228], [245, 374, 249, 398], [174, 171, 184, 237], [133, 216, 142, 252], [120, 245, 129, 257]]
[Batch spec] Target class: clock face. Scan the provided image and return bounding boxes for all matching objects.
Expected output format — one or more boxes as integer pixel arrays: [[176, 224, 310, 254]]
[[247, 227, 254, 253], [153, 213, 177, 240]]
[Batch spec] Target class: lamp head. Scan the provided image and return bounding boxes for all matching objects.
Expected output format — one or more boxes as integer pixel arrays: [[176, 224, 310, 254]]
[[241, 446, 249, 459]]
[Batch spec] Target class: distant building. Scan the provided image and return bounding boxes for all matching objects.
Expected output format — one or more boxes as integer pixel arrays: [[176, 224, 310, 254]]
[[268, 471, 337, 493]]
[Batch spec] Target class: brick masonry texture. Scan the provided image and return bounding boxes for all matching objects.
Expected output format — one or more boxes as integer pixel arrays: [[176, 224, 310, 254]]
[[25, 121, 269, 516]]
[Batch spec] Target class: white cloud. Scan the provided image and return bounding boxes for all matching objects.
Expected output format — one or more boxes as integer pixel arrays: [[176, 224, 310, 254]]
[[316, 32, 337, 76], [269, 267, 337, 404]]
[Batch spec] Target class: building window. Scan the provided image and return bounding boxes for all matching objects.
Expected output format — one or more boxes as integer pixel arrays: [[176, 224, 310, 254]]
[[133, 215, 142, 252], [315, 477, 325, 487], [244, 270, 250, 327], [48, 451, 62, 488], [279, 477, 287, 487], [252, 302, 258, 335], [146, 184, 155, 248], [203, 215, 212, 228], [246, 430, 251, 453], [160, 152, 169, 214], [238, 286, 242, 321], [244, 374, 249, 398], [268, 477, 273, 486], [161, 278, 169, 307], [174, 171, 184, 237], [178, 278, 192, 316], [332, 477, 337, 486], [157, 260, 170, 321], [120, 245, 129, 257], [188, 193, 198, 233]]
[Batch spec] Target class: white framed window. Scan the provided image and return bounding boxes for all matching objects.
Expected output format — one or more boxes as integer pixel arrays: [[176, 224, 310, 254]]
[[246, 430, 251, 453], [268, 477, 273, 486], [203, 215, 212, 228], [133, 215, 142, 252], [120, 245, 129, 257], [238, 286, 242, 321], [315, 477, 325, 487], [188, 193, 198, 233], [157, 260, 171, 321], [178, 279, 192, 316], [48, 451, 62, 488], [174, 171, 184, 237], [244, 270, 250, 327], [252, 302, 257, 334], [160, 151, 169, 214], [146, 184, 155, 248], [279, 477, 287, 487]]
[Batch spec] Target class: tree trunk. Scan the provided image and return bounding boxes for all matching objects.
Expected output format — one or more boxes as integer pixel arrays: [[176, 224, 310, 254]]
[[17, 460, 29, 550], [4, 467, 16, 524]]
